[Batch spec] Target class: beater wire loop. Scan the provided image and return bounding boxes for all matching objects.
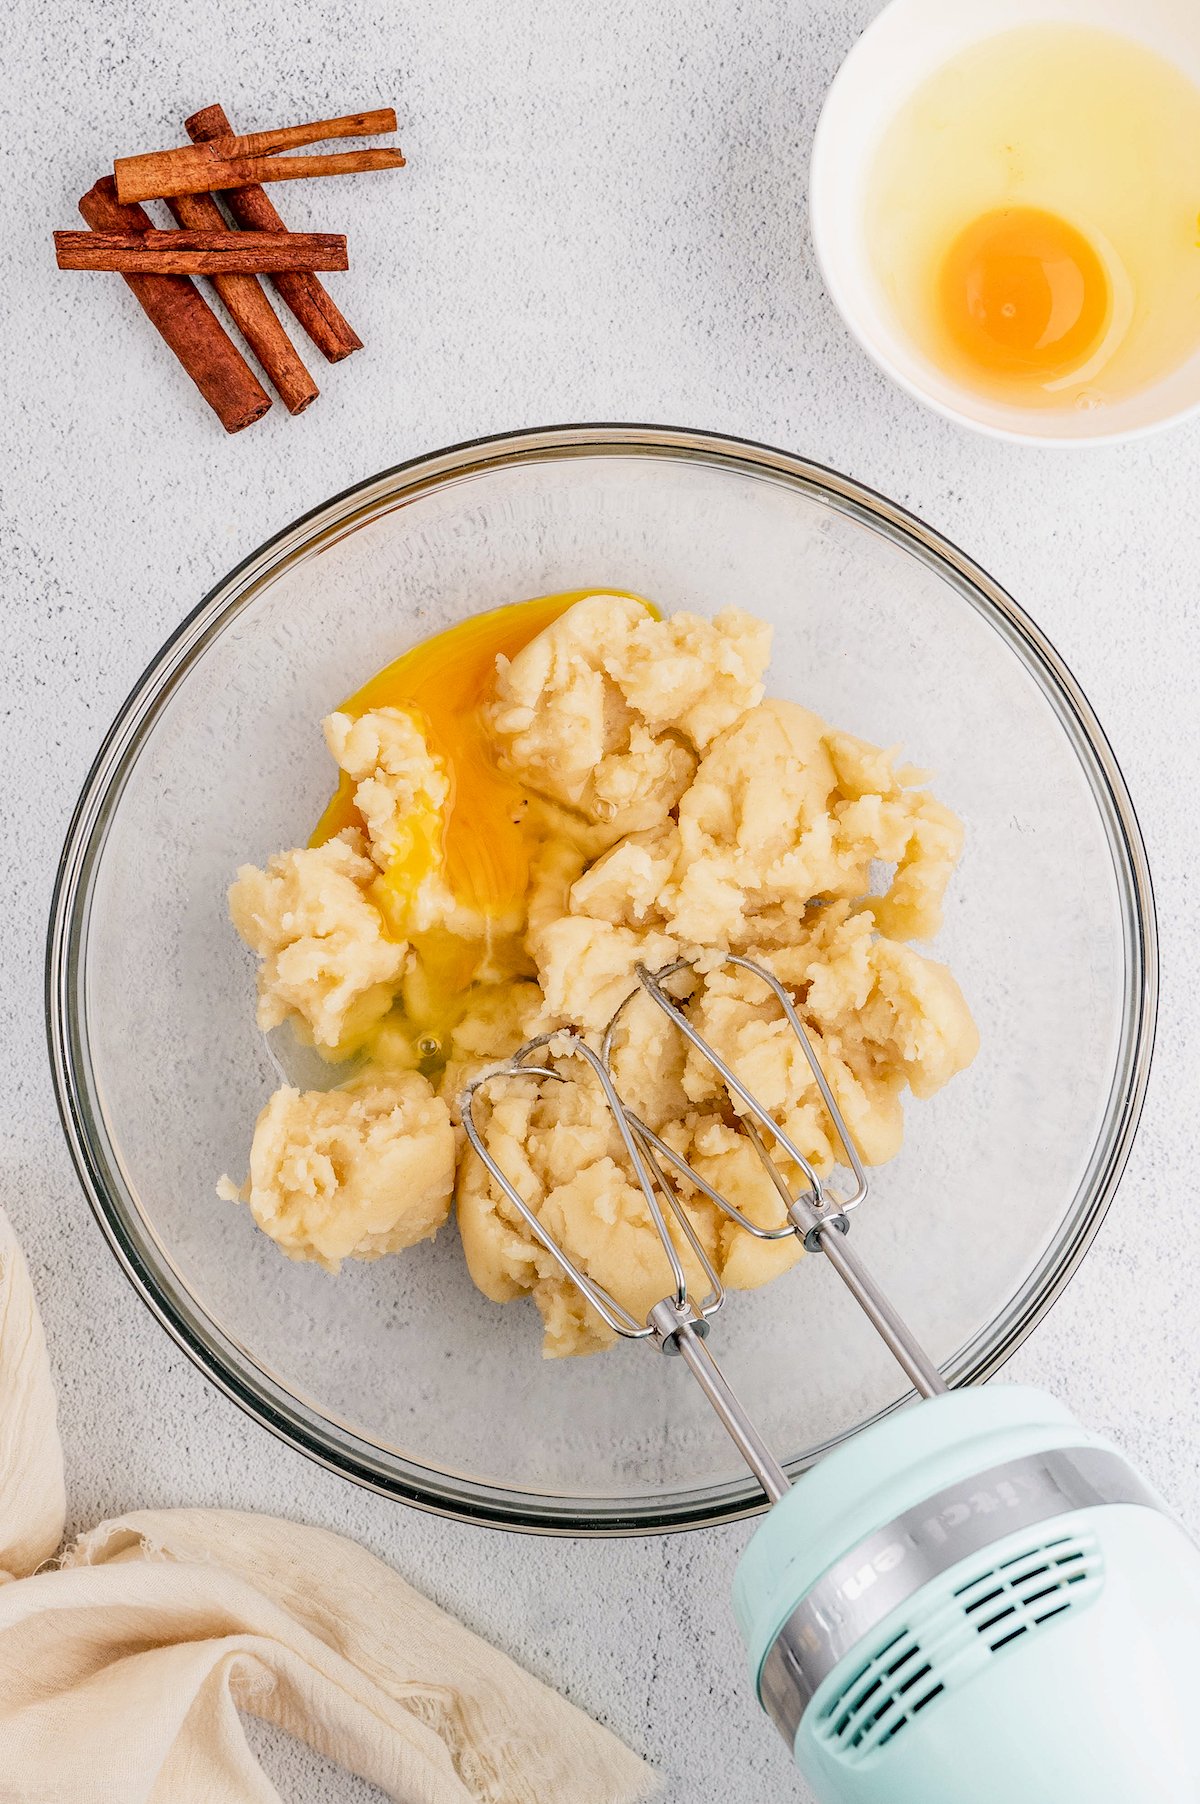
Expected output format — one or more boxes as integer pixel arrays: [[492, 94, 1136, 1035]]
[[630, 956, 869, 1217], [461, 1031, 721, 1338]]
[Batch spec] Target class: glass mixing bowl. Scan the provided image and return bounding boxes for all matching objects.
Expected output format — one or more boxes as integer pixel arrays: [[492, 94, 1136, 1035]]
[[47, 426, 1156, 1533]]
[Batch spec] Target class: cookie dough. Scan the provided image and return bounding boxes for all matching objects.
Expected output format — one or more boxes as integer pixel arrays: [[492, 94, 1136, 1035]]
[[323, 706, 451, 926], [228, 837, 407, 1050], [487, 597, 769, 836], [219, 1071, 455, 1270], [225, 595, 977, 1354]]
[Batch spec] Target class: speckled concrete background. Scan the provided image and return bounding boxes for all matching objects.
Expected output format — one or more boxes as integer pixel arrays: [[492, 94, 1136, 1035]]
[[2, 1, 1198, 1798]]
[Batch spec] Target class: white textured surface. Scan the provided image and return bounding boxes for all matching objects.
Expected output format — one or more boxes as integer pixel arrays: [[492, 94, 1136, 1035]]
[[2, 2, 1199, 1799]]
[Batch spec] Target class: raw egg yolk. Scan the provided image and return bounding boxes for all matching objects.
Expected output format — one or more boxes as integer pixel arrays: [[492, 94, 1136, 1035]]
[[311, 591, 656, 923], [938, 206, 1110, 380]]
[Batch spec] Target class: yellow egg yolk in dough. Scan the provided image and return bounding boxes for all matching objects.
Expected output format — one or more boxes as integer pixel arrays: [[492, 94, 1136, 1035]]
[[311, 589, 658, 925]]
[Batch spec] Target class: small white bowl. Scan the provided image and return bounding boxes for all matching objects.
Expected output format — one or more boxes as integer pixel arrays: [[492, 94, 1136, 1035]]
[[810, 0, 1200, 444]]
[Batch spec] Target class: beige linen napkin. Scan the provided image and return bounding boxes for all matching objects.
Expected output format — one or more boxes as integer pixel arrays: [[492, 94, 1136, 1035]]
[[0, 1209, 657, 1803]]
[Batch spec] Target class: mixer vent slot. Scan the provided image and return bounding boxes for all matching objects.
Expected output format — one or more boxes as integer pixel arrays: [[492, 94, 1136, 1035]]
[[816, 1530, 1103, 1766], [817, 1628, 945, 1761], [952, 1530, 1103, 1653]]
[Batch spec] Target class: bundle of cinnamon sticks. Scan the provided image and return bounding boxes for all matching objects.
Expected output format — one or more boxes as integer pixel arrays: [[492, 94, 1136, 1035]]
[[57, 106, 404, 431]]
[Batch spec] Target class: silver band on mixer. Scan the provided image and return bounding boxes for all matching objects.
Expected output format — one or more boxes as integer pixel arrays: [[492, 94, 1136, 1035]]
[[757, 1444, 1172, 1750]]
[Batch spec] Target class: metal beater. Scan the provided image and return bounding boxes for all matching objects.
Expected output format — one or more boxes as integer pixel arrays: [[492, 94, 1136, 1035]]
[[462, 952, 945, 1505], [461, 955, 1200, 1803]]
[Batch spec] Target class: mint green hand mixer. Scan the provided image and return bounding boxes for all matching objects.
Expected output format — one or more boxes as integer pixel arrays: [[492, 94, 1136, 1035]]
[[463, 955, 1200, 1802]]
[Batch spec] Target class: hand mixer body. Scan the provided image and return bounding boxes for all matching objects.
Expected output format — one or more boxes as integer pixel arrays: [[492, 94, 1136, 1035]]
[[461, 960, 1200, 1799], [734, 1385, 1200, 1802]]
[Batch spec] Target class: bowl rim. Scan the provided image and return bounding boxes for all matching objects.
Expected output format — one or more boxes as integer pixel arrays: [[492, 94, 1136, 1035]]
[[808, 0, 1200, 447], [45, 421, 1158, 1535]]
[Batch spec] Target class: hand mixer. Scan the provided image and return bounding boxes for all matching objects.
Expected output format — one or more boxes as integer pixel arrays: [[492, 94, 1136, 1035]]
[[463, 955, 1200, 1803]]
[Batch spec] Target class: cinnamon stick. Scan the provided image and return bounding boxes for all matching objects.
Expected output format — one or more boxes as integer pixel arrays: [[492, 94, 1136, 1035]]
[[164, 191, 317, 415], [119, 146, 405, 203], [189, 107, 397, 160], [185, 104, 361, 363], [116, 106, 403, 203], [77, 178, 271, 433], [55, 228, 348, 273]]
